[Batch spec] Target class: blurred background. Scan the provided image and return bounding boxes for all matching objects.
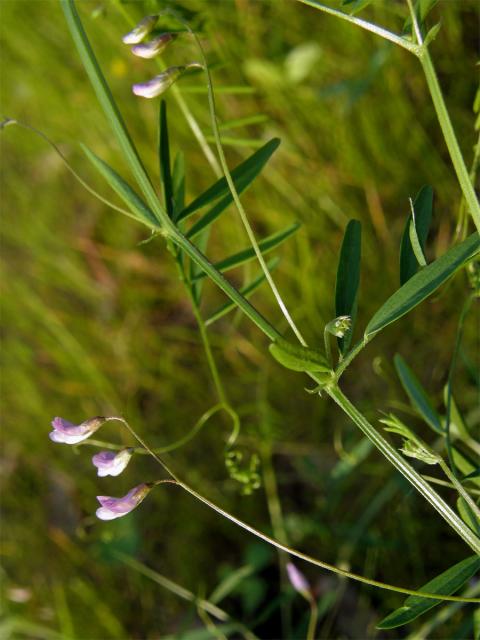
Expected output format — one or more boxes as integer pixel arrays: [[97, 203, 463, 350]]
[[1, 0, 478, 638]]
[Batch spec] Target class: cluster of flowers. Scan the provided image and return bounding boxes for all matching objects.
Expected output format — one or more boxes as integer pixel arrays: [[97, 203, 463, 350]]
[[50, 416, 151, 521], [123, 15, 202, 99]]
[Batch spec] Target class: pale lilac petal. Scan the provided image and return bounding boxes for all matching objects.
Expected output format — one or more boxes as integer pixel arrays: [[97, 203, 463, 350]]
[[95, 484, 151, 520], [131, 33, 176, 59], [92, 449, 133, 477], [96, 507, 123, 521], [122, 15, 157, 45], [49, 416, 105, 445], [287, 562, 310, 593], [51, 417, 88, 436], [49, 430, 92, 445]]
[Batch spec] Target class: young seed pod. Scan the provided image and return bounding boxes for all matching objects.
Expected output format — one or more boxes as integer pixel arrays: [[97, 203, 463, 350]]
[[122, 15, 158, 45], [325, 315, 351, 338]]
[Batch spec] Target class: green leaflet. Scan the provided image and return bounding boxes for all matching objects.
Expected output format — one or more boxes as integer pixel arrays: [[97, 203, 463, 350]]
[[172, 151, 186, 216], [81, 145, 161, 230], [341, 0, 373, 14], [400, 186, 433, 285], [190, 223, 300, 282], [177, 138, 280, 222], [394, 354, 443, 434], [269, 336, 331, 374], [335, 219, 361, 353], [365, 233, 480, 339], [159, 100, 174, 219], [205, 258, 279, 326], [377, 555, 480, 629]]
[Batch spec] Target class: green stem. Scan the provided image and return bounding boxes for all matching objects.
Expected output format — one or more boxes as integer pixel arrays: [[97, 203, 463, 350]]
[[306, 596, 318, 640], [108, 417, 480, 603], [182, 22, 306, 345], [325, 385, 480, 554], [404, 0, 480, 232], [419, 52, 480, 232], [296, 0, 420, 54], [173, 479, 479, 602], [439, 459, 480, 523]]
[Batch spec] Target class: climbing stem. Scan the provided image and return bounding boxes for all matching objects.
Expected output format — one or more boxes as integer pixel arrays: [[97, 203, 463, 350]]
[[325, 385, 480, 555]]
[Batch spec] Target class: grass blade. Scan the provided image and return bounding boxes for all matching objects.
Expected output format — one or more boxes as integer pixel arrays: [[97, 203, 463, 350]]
[[82, 145, 160, 230], [400, 186, 433, 285], [365, 233, 480, 339], [335, 219, 361, 353], [377, 555, 480, 630], [190, 223, 300, 282], [177, 138, 280, 222], [159, 100, 174, 218], [394, 354, 443, 434]]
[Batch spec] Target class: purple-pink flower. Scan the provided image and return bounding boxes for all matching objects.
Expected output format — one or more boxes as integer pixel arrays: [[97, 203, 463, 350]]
[[131, 33, 177, 59], [96, 483, 152, 521], [132, 63, 202, 99], [92, 448, 133, 477], [49, 416, 105, 445], [287, 562, 310, 594], [122, 15, 158, 45]]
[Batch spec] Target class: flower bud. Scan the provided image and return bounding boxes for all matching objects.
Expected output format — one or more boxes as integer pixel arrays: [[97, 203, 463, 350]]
[[92, 448, 134, 477], [132, 63, 202, 99], [122, 15, 158, 45], [49, 416, 106, 445], [96, 483, 152, 520], [286, 562, 310, 595], [131, 33, 177, 59], [325, 315, 351, 338]]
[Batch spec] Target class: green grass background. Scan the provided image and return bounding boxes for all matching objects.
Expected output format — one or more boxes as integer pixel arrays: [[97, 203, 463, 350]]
[[1, 0, 478, 638]]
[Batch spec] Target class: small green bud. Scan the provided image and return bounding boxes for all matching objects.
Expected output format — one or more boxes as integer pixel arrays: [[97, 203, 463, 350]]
[[325, 315, 351, 338]]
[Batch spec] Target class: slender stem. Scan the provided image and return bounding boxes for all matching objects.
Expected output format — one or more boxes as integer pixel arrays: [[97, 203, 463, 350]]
[[419, 57, 480, 231], [2, 119, 133, 217], [306, 596, 318, 640], [104, 417, 480, 603], [296, 0, 420, 54], [421, 475, 480, 496], [190, 297, 227, 405], [415, 49, 480, 231], [325, 385, 480, 554], [439, 459, 480, 523], [173, 480, 479, 602], [184, 24, 307, 345]]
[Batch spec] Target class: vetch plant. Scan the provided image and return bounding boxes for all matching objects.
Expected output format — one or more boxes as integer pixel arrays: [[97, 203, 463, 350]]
[[6, 0, 478, 634]]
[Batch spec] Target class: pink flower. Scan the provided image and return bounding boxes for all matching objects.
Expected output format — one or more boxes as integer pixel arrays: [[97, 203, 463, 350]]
[[122, 15, 158, 45], [49, 416, 105, 445], [286, 562, 310, 594], [132, 63, 202, 99], [96, 483, 152, 521], [92, 448, 133, 477], [131, 33, 177, 59]]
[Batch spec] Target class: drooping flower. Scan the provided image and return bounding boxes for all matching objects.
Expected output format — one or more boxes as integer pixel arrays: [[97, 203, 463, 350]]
[[131, 33, 177, 59], [96, 483, 152, 521], [92, 448, 134, 477], [286, 562, 310, 595], [122, 15, 158, 45], [132, 63, 202, 99], [49, 416, 105, 445]]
